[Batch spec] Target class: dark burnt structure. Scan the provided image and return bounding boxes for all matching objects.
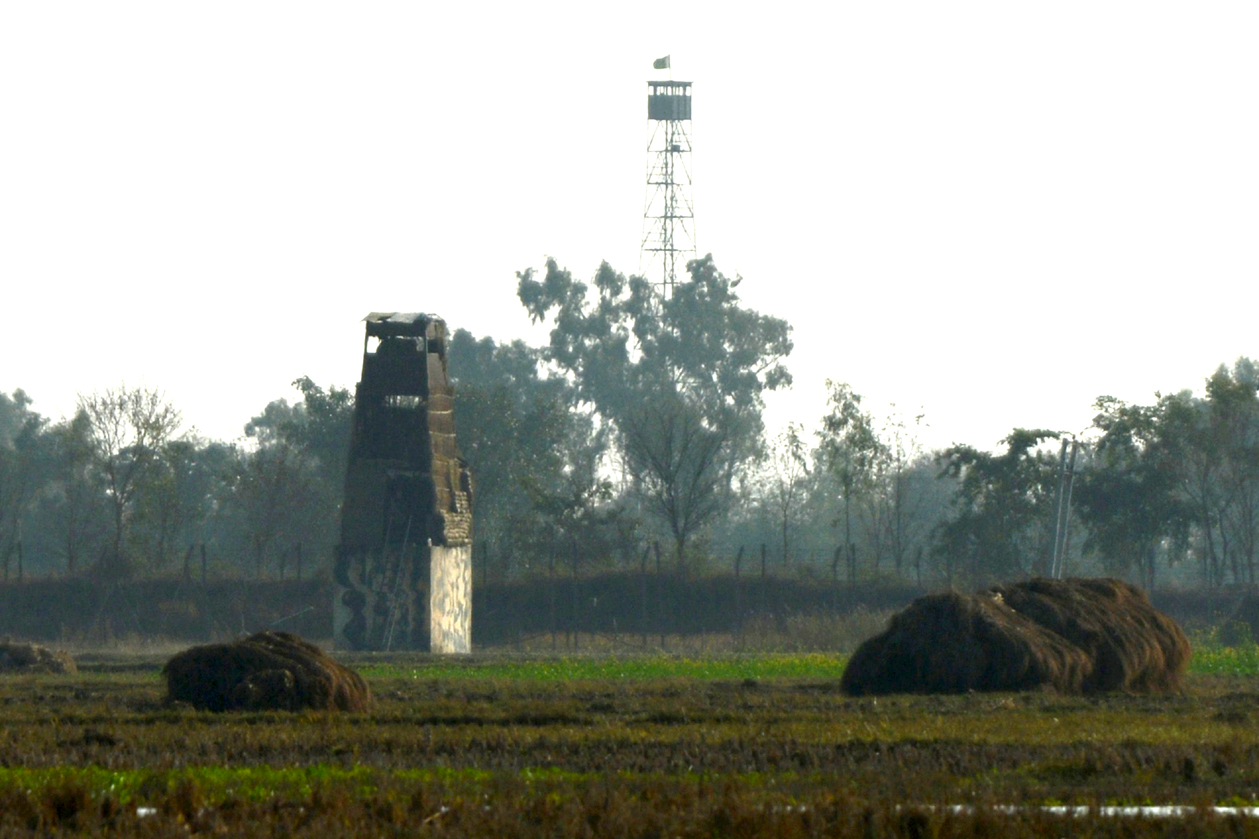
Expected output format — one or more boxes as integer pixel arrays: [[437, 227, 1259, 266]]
[[333, 313, 472, 652]]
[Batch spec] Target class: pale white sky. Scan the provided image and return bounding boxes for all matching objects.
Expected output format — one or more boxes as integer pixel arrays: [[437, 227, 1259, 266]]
[[2, 2, 1256, 452]]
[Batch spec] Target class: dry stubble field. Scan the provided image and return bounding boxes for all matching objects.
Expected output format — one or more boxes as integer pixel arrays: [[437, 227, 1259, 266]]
[[4, 649, 1259, 836]]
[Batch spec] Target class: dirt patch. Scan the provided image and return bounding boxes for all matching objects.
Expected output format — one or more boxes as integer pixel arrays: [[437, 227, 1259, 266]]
[[841, 578, 1189, 696], [162, 631, 370, 712], [0, 641, 76, 674]]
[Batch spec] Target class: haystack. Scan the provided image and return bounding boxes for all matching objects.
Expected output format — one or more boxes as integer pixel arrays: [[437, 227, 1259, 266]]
[[0, 641, 76, 674], [162, 631, 370, 712], [992, 578, 1189, 693], [841, 578, 1189, 696], [839, 590, 1092, 695]]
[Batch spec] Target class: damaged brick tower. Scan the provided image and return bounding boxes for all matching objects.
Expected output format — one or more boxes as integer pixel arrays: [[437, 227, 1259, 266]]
[[333, 313, 473, 653]]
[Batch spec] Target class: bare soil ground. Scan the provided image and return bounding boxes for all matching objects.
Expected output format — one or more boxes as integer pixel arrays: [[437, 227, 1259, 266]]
[[2, 653, 1259, 835]]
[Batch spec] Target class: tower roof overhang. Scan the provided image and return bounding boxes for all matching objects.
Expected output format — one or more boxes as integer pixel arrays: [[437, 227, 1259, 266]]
[[362, 312, 445, 338]]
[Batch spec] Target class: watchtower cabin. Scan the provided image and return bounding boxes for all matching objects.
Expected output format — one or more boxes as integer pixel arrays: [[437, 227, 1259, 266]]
[[647, 80, 692, 121], [333, 312, 472, 653]]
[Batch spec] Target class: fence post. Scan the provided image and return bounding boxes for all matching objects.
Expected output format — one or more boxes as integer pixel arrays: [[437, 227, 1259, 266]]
[[832, 545, 842, 612], [848, 543, 857, 608], [640, 545, 650, 648], [200, 544, 208, 585], [549, 553, 557, 651], [654, 541, 664, 649], [570, 542, 580, 652]]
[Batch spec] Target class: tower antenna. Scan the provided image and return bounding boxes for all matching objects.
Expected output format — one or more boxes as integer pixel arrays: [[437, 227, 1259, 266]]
[[640, 67, 696, 299]]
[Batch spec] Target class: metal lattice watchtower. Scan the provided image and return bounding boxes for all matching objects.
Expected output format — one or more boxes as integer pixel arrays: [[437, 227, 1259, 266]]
[[640, 80, 696, 298]]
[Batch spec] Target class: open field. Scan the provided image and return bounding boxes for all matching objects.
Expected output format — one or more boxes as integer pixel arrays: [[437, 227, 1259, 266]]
[[4, 649, 1259, 835]]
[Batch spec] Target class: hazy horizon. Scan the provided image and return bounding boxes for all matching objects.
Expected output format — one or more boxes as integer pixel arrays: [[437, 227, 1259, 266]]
[[3, 2, 1256, 453]]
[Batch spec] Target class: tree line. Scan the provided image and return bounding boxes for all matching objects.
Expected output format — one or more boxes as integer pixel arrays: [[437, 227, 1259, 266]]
[[2, 256, 1257, 593]]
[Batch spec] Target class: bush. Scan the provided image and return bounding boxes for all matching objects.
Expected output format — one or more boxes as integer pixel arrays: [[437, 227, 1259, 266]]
[[1218, 619, 1253, 648]]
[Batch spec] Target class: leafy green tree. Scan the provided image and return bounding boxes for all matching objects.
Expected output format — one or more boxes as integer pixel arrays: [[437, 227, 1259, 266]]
[[517, 255, 792, 562], [1203, 360, 1259, 584], [519, 461, 626, 577], [37, 410, 108, 574], [232, 378, 352, 578], [225, 438, 329, 578], [245, 377, 353, 489], [0, 390, 51, 578], [1075, 396, 1192, 590], [932, 429, 1063, 585], [129, 437, 234, 574], [447, 328, 591, 567], [1074, 358, 1259, 590]]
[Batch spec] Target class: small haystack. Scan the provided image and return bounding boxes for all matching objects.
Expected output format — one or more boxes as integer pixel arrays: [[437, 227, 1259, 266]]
[[163, 631, 370, 712], [0, 641, 76, 674], [841, 578, 1189, 696]]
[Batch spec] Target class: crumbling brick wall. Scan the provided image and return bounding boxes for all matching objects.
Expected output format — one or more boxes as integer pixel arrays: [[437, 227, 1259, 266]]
[[333, 313, 472, 652]]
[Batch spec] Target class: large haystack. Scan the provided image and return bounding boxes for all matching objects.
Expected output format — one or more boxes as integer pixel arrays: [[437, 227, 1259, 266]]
[[841, 578, 1189, 696], [163, 631, 370, 712], [992, 578, 1190, 693], [0, 641, 76, 674], [840, 590, 1092, 695]]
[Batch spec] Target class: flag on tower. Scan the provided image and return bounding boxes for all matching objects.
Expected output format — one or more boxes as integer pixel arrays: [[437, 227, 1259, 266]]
[[653, 55, 670, 70]]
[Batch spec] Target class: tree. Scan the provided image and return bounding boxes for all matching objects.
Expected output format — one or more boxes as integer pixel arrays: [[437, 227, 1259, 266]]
[[517, 254, 792, 561], [0, 390, 50, 578], [447, 328, 594, 567], [129, 437, 234, 574], [817, 381, 884, 579], [521, 457, 626, 576], [1204, 360, 1259, 585], [77, 385, 182, 579], [1073, 358, 1259, 590], [233, 378, 352, 579], [758, 422, 810, 567], [932, 428, 1063, 585], [245, 377, 354, 489], [39, 410, 107, 574], [880, 407, 930, 578], [286, 376, 354, 486], [621, 394, 731, 567], [226, 438, 327, 578], [1075, 396, 1192, 590]]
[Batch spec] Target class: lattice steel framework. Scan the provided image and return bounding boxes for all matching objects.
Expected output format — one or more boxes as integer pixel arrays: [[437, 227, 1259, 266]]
[[640, 80, 696, 298]]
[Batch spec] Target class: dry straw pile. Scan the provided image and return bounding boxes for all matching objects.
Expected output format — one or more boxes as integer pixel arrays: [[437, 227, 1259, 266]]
[[0, 641, 76, 674], [841, 577, 1190, 696], [163, 631, 370, 712]]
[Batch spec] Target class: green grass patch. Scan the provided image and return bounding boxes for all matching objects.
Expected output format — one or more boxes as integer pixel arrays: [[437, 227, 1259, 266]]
[[359, 653, 849, 682], [0, 765, 502, 805], [1188, 642, 1259, 676]]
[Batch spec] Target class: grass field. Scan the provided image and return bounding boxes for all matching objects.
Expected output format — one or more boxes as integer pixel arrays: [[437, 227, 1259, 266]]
[[5, 644, 1259, 836]]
